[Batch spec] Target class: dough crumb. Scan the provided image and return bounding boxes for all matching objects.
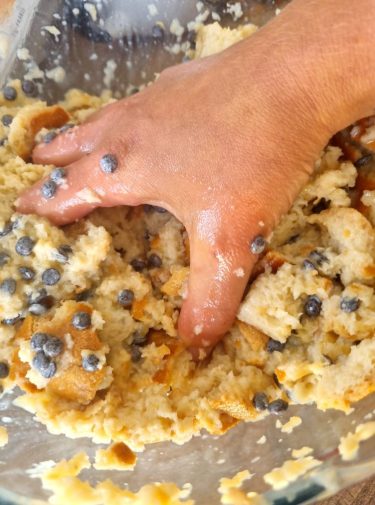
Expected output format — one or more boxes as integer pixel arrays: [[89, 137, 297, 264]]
[[0, 426, 8, 448], [148, 4, 158, 17], [264, 457, 321, 490], [94, 442, 137, 471], [218, 470, 268, 505], [170, 18, 185, 39], [194, 324, 203, 335], [234, 267, 245, 278], [46, 66, 66, 84], [226, 2, 244, 21], [219, 470, 253, 493], [291, 446, 313, 459], [84, 3, 97, 22], [339, 421, 375, 461], [17, 48, 31, 61], [103, 59, 118, 88], [76, 188, 102, 204], [256, 435, 267, 445], [277, 416, 302, 434], [42, 26, 61, 41], [39, 453, 195, 505]]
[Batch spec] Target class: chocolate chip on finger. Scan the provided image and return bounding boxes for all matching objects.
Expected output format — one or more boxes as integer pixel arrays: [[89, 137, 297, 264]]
[[100, 154, 118, 173]]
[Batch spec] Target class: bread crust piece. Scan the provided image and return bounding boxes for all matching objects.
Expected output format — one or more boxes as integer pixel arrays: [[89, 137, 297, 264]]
[[9, 103, 69, 160]]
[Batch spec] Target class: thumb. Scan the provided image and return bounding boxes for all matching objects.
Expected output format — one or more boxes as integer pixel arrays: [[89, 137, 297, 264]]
[[16, 150, 141, 225], [178, 223, 266, 353]]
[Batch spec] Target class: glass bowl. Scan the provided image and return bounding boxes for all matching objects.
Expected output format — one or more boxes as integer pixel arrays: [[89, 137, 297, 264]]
[[0, 1, 374, 503]]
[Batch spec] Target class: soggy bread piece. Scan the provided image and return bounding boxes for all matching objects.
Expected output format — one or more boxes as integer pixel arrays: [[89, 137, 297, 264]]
[[15, 301, 112, 405], [9, 102, 69, 160]]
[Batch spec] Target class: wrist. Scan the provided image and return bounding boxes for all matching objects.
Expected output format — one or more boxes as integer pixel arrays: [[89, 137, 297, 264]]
[[273, 0, 375, 133], [230, 0, 375, 141]]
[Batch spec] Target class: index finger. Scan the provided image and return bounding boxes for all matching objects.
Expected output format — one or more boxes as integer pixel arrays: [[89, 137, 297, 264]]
[[33, 121, 104, 166]]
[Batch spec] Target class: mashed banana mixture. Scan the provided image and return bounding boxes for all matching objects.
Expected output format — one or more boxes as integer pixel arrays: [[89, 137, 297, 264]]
[[0, 23, 374, 462]]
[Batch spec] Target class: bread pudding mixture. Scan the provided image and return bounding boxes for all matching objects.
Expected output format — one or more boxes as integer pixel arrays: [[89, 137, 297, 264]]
[[0, 23, 373, 469]]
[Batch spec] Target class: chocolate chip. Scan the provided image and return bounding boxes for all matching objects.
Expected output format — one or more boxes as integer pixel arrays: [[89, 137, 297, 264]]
[[334, 273, 343, 286], [266, 338, 285, 353], [50, 167, 66, 184], [308, 250, 328, 266], [354, 154, 373, 168], [41, 180, 57, 199], [311, 198, 330, 214], [43, 131, 57, 144], [28, 303, 49, 316], [131, 330, 148, 346], [28, 289, 54, 314], [340, 296, 360, 313], [43, 336, 63, 358], [0, 278, 16, 294], [28, 289, 54, 308], [0, 222, 13, 237], [250, 235, 266, 254], [18, 266, 36, 281], [0, 362, 9, 379], [147, 253, 162, 268], [130, 345, 142, 363], [154, 206, 167, 213], [59, 123, 74, 133], [268, 399, 288, 414], [54, 244, 72, 263], [41, 361, 57, 379], [303, 295, 322, 317], [144, 205, 167, 214], [273, 373, 282, 389], [82, 353, 100, 372], [2, 314, 23, 325], [32, 351, 57, 378], [252, 392, 269, 411], [42, 268, 61, 286], [71, 311, 91, 330], [118, 289, 134, 308], [58, 244, 72, 255], [152, 24, 165, 39], [0, 138, 6, 147], [302, 259, 317, 271], [1, 114, 13, 127], [15, 236, 35, 256], [0, 252, 10, 266], [130, 258, 146, 272], [285, 234, 300, 245], [21, 80, 37, 96], [3, 86, 17, 101], [75, 289, 92, 302], [30, 332, 49, 351], [100, 153, 118, 173]]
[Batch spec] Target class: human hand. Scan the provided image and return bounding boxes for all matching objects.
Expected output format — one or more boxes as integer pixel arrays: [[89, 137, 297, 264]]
[[16, 0, 375, 351]]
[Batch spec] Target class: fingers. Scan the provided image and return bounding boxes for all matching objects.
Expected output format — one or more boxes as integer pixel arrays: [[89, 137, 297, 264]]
[[32, 121, 104, 166], [32, 101, 127, 166], [16, 150, 141, 225], [178, 223, 263, 353]]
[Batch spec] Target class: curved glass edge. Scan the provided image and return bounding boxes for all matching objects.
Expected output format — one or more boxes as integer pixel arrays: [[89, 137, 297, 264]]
[[264, 459, 374, 504], [0, 0, 41, 88]]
